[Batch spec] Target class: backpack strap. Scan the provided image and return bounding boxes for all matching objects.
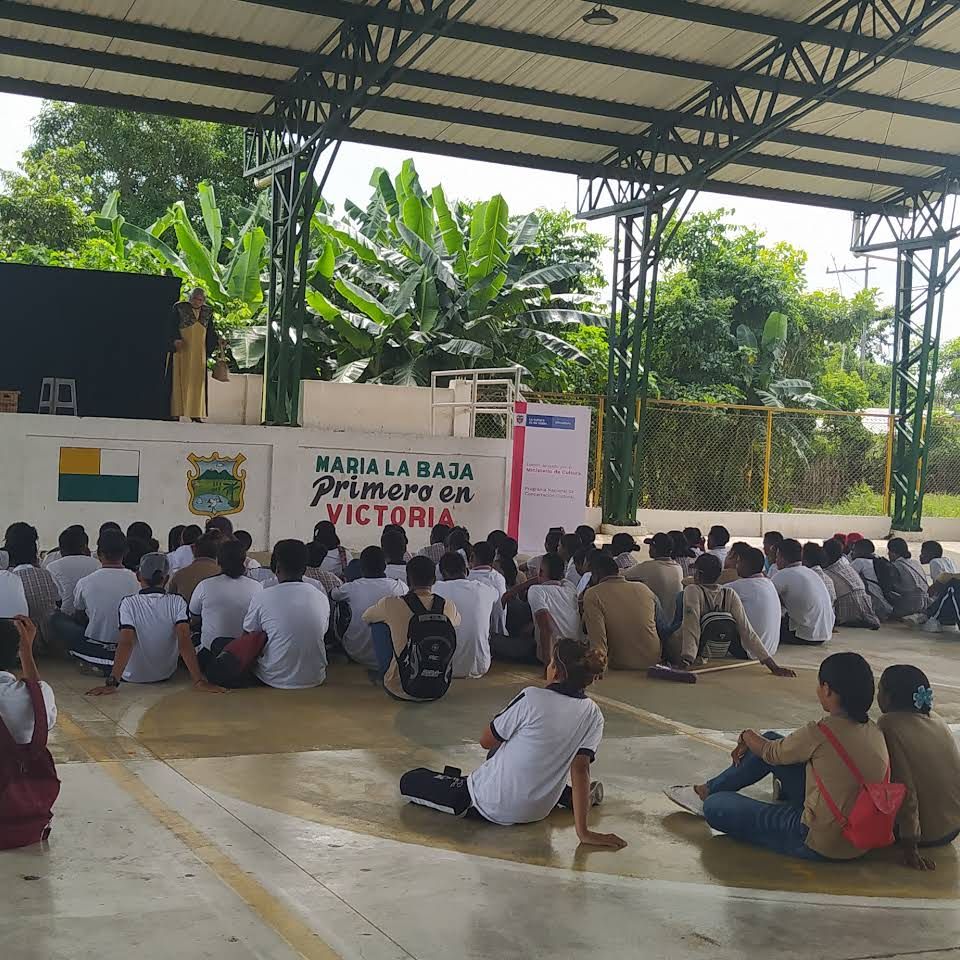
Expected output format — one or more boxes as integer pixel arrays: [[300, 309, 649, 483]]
[[430, 595, 445, 615], [404, 593, 428, 617], [699, 585, 714, 615], [816, 721, 867, 787], [810, 763, 847, 827], [25, 680, 49, 749]]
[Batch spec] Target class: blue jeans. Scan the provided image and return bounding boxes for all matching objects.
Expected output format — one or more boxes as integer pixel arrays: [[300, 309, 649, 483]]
[[703, 732, 824, 861], [371, 622, 394, 681]]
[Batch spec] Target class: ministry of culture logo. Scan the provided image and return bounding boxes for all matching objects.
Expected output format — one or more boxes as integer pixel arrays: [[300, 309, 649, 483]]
[[186, 452, 246, 518]]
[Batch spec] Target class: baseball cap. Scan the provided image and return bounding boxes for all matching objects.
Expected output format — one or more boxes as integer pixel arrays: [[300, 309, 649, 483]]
[[139, 552, 169, 585], [611, 532, 641, 552], [643, 532, 674, 554]]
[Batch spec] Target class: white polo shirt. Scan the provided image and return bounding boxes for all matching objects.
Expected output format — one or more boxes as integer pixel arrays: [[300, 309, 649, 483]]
[[433, 577, 499, 678], [330, 577, 406, 668], [0, 673, 57, 743], [728, 575, 782, 657], [528, 580, 581, 641], [189, 574, 263, 651], [166, 544, 195, 575], [0, 570, 28, 618], [469, 566, 507, 634], [118, 589, 190, 683], [47, 555, 100, 616], [243, 580, 330, 689], [468, 684, 604, 825], [772, 563, 836, 642], [384, 563, 408, 584], [74, 566, 141, 646]]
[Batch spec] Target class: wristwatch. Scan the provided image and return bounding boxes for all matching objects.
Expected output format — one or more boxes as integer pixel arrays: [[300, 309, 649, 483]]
[[105, 676, 121, 688]]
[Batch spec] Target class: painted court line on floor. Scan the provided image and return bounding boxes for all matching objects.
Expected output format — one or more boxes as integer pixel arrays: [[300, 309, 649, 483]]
[[56, 709, 344, 960], [506, 672, 735, 751]]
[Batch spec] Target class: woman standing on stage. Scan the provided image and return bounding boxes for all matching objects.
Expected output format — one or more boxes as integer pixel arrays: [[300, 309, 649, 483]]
[[169, 286, 219, 422]]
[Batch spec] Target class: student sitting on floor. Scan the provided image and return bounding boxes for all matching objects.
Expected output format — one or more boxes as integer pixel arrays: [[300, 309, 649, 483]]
[[822, 538, 880, 629], [234, 530, 260, 570], [666, 652, 891, 862], [418, 523, 452, 566], [886, 538, 930, 622], [559, 533, 583, 588], [46, 525, 99, 618], [167, 524, 202, 575], [243, 539, 330, 690], [433, 551, 499, 679], [363, 555, 461, 702], [528, 552, 581, 664], [0, 616, 56, 746], [706, 525, 730, 565], [671, 554, 795, 676], [468, 541, 507, 636], [921, 540, 957, 582], [86, 554, 221, 696], [727, 546, 782, 660], [583, 552, 660, 671], [610, 532, 642, 570], [850, 539, 894, 620], [877, 665, 960, 870], [399, 637, 627, 849], [382, 526, 411, 583], [762, 530, 784, 577], [168, 531, 222, 607], [802, 542, 837, 609], [495, 536, 521, 589], [69, 529, 140, 673], [625, 532, 683, 614], [189, 539, 262, 660], [312, 521, 352, 578], [772, 539, 835, 645], [303, 542, 344, 601], [521, 527, 564, 581], [330, 546, 405, 669]]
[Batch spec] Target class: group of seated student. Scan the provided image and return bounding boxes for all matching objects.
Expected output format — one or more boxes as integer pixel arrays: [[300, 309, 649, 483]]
[[5, 514, 960, 862]]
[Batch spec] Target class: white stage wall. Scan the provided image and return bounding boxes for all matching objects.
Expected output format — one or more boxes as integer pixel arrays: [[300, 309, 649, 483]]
[[0, 415, 510, 553]]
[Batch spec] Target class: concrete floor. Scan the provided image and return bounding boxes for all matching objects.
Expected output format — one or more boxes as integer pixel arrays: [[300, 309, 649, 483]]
[[5, 625, 960, 960]]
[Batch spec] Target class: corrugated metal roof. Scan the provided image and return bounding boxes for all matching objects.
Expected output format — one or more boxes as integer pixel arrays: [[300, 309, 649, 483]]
[[1, 0, 959, 211]]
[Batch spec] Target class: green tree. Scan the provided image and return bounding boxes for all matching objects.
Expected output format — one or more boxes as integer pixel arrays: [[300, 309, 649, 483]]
[[26, 102, 256, 230], [518, 208, 607, 296], [0, 145, 96, 251]]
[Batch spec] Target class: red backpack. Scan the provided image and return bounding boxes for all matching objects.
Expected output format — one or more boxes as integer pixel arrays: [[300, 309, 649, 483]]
[[811, 721, 905, 851], [0, 680, 61, 849]]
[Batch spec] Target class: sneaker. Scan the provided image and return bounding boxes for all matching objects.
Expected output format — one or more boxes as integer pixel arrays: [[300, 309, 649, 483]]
[[664, 785, 705, 818], [904, 613, 926, 626], [590, 781, 604, 807], [944, 624, 960, 635], [922, 618, 943, 634]]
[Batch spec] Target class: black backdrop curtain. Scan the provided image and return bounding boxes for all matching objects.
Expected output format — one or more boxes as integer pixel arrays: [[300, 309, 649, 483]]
[[0, 262, 181, 420]]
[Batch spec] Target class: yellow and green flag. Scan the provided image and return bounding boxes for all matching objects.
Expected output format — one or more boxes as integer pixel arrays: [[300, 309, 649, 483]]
[[58, 447, 140, 503]]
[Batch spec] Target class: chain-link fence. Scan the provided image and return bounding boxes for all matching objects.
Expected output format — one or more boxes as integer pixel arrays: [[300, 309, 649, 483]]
[[921, 412, 960, 517]]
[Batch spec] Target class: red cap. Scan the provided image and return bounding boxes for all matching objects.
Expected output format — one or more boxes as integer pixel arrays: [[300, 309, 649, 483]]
[[846, 532, 864, 544]]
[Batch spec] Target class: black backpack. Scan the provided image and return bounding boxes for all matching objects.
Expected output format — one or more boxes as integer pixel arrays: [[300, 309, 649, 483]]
[[698, 587, 739, 660], [396, 594, 457, 701]]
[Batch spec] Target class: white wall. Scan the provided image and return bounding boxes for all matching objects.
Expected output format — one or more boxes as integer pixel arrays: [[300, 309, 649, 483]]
[[0, 414, 509, 553], [207, 375, 455, 435]]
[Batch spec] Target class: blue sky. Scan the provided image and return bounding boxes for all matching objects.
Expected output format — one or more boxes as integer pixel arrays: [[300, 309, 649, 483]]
[[1, 90, 922, 339]]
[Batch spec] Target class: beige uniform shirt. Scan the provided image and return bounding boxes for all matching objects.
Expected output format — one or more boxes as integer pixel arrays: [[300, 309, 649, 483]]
[[761, 716, 890, 859], [878, 711, 960, 843], [678, 583, 767, 664], [582, 576, 659, 670], [363, 590, 460, 701], [624, 558, 683, 614]]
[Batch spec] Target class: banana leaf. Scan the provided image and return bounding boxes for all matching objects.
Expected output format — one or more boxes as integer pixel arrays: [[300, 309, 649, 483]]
[[517, 261, 591, 287], [396, 222, 457, 290], [224, 227, 267, 303], [432, 185, 466, 273], [197, 181, 223, 260], [370, 167, 399, 218], [334, 277, 396, 328], [334, 358, 371, 383], [225, 326, 266, 370], [438, 338, 494, 358]]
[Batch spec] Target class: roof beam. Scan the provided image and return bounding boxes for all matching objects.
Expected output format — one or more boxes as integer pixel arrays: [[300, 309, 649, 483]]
[[604, 0, 960, 71], [2, 4, 957, 171], [240, 0, 960, 124], [0, 73, 900, 215], [0, 1, 311, 68]]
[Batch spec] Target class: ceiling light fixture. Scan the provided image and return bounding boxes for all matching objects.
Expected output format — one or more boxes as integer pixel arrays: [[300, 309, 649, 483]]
[[582, 4, 619, 26]]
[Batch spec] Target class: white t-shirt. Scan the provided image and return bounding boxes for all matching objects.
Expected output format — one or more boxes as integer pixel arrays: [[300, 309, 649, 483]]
[[244, 556, 261, 570], [166, 544, 195, 575], [930, 556, 957, 580], [189, 574, 263, 651], [528, 580, 581, 641], [243, 581, 330, 689], [469, 567, 508, 634], [331, 577, 406, 668], [728, 575, 782, 658], [433, 577, 499, 678], [118, 590, 190, 683], [576, 571, 591, 598], [708, 546, 729, 565], [468, 685, 604, 825], [772, 563, 836, 642], [384, 563, 408, 584], [564, 559, 580, 588], [0, 672, 57, 743], [0, 570, 28, 617], [247, 567, 279, 588], [320, 548, 353, 578], [74, 566, 141, 646], [46, 555, 100, 616]]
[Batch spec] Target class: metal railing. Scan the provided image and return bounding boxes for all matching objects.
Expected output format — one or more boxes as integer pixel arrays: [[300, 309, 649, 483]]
[[430, 367, 525, 439]]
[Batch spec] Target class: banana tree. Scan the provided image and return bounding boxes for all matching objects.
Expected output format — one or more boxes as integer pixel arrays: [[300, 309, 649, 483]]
[[304, 159, 606, 384]]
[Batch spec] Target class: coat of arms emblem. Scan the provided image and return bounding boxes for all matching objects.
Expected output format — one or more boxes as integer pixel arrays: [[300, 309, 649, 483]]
[[186, 452, 246, 517]]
